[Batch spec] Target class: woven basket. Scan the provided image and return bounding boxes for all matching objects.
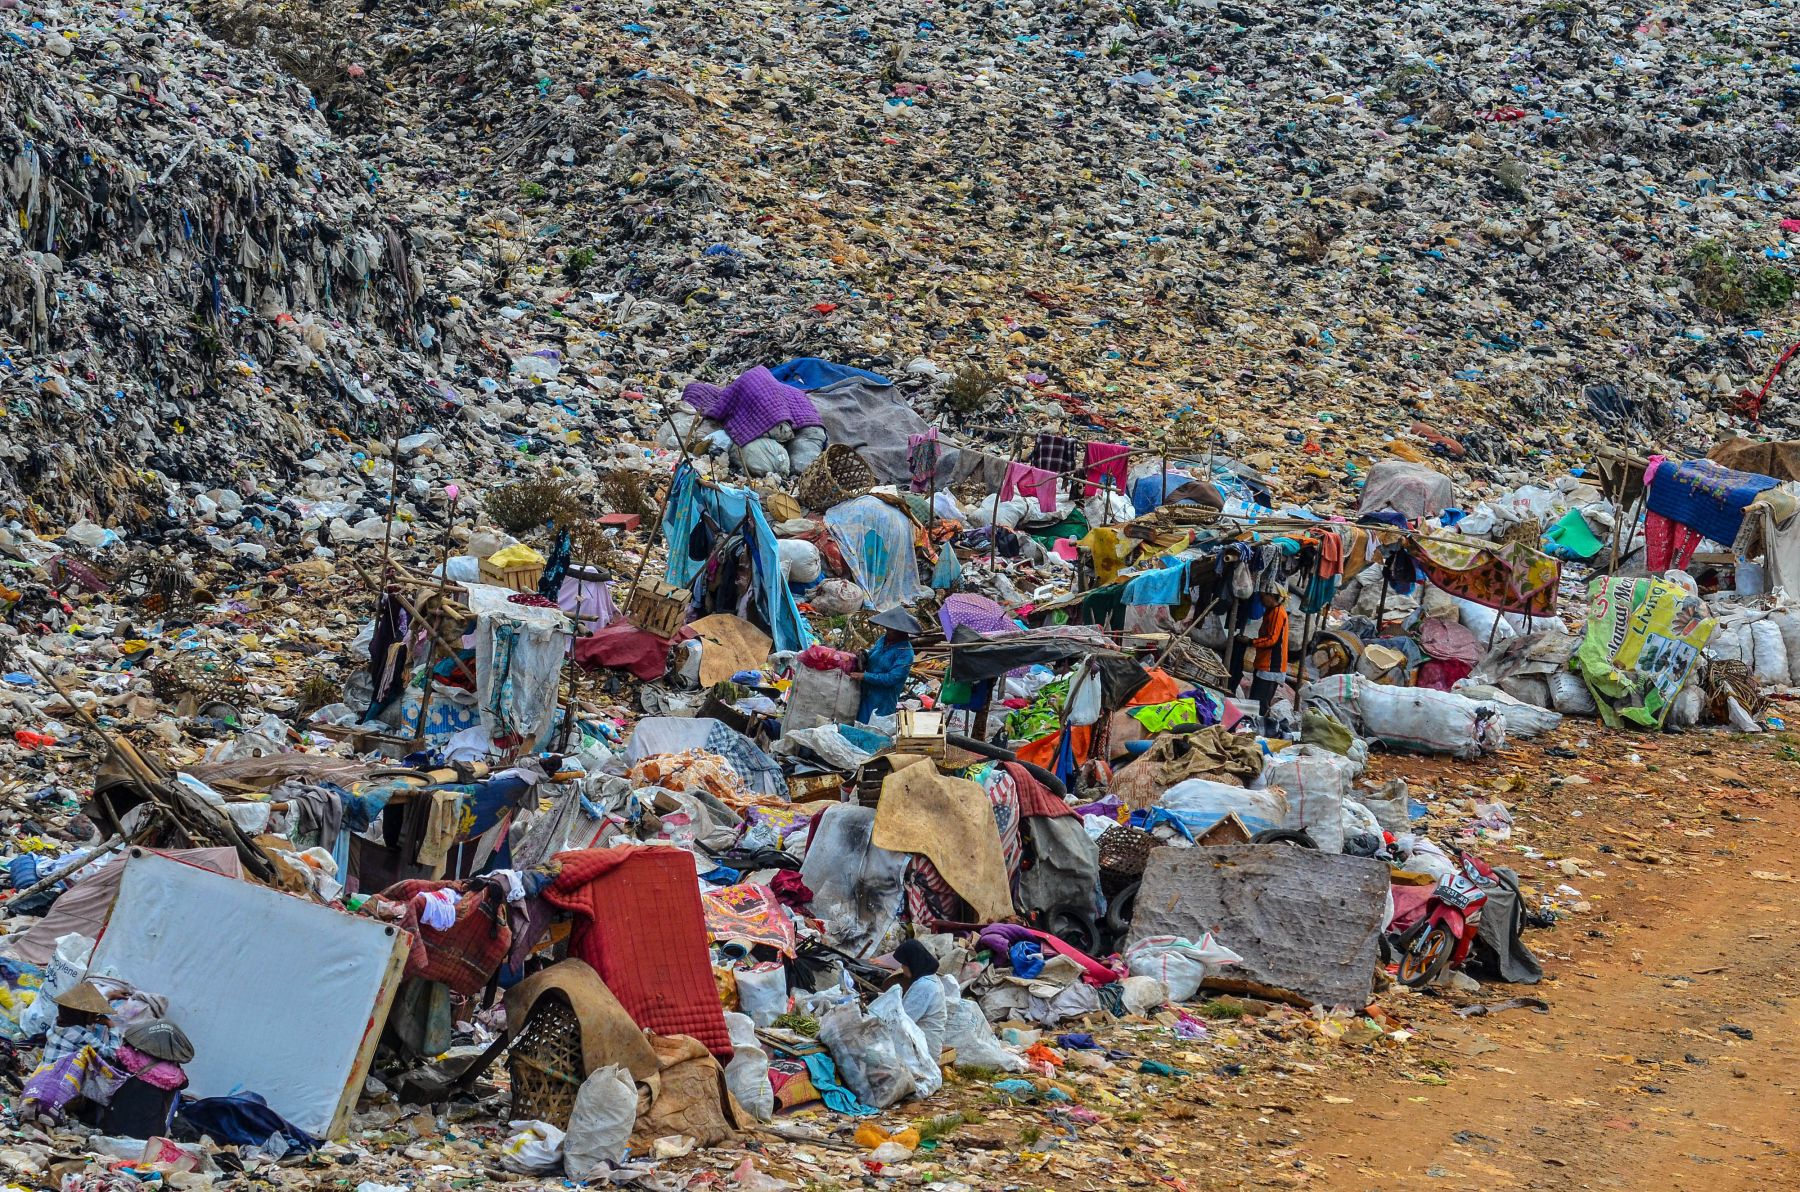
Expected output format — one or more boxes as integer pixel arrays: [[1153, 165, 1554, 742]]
[[1098, 824, 1155, 898], [795, 444, 876, 512], [508, 995, 585, 1128]]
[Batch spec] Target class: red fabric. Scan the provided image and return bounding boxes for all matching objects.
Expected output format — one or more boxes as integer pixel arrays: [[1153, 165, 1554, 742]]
[[544, 847, 733, 1059], [1002, 761, 1073, 820], [382, 879, 513, 995], [1416, 659, 1473, 692], [768, 869, 814, 908], [1388, 882, 1435, 934], [575, 622, 687, 680]]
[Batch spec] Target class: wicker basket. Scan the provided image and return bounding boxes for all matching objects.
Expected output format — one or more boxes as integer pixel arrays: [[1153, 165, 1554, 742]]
[[1097, 824, 1155, 897], [508, 995, 585, 1128], [795, 444, 876, 512]]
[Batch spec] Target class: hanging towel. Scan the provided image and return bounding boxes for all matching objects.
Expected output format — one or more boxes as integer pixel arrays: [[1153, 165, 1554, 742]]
[[907, 429, 940, 494], [1029, 432, 1078, 477], [1001, 461, 1059, 512], [1122, 560, 1188, 606], [1083, 442, 1130, 497]]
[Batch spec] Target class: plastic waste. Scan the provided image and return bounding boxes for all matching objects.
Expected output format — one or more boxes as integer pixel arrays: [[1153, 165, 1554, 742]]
[[563, 1066, 638, 1178]]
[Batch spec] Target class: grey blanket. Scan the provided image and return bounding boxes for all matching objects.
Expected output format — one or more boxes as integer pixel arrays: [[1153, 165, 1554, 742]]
[[807, 379, 1006, 488]]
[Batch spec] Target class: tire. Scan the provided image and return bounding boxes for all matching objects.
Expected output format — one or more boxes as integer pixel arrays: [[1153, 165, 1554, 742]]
[[1102, 880, 1140, 941], [945, 734, 1067, 796], [1397, 923, 1455, 987], [1250, 828, 1318, 849], [1044, 909, 1100, 957]]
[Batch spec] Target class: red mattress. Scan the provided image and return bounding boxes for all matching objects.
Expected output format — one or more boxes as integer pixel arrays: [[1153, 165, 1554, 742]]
[[545, 847, 732, 1059]]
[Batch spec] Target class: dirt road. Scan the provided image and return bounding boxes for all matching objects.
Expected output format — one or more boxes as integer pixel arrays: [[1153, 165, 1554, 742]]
[[1260, 742, 1800, 1190]]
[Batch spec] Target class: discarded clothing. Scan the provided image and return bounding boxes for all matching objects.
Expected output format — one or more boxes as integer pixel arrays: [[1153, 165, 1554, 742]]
[[682, 366, 822, 446], [1001, 462, 1059, 512], [1646, 457, 1778, 548]]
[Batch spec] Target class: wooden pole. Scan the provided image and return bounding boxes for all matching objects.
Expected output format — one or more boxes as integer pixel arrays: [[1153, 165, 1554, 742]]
[[989, 419, 1026, 578], [2, 835, 123, 915]]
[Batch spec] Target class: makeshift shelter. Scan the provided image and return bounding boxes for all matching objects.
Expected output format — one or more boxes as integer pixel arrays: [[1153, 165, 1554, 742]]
[[662, 462, 813, 653]]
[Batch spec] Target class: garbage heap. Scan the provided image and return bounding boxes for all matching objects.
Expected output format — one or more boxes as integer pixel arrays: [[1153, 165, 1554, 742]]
[[11, 348, 1800, 1184]]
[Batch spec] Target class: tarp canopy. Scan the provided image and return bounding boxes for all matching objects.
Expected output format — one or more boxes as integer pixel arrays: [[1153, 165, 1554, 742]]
[[663, 462, 814, 653]]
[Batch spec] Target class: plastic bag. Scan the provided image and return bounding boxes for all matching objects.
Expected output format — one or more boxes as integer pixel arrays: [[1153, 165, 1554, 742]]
[[817, 999, 914, 1109], [1546, 671, 1599, 717], [21, 933, 95, 1037], [1119, 975, 1169, 1016], [809, 578, 866, 616], [1124, 934, 1242, 1002], [783, 665, 860, 733], [722, 1013, 775, 1122], [563, 1066, 637, 1179], [1064, 664, 1103, 727], [499, 1120, 565, 1174], [736, 964, 788, 1029], [739, 437, 792, 478], [1347, 676, 1507, 759], [1451, 682, 1564, 738], [1749, 618, 1789, 687], [1157, 778, 1289, 835], [777, 538, 823, 585], [941, 980, 1025, 1072], [1261, 745, 1358, 853], [868, 984, 941, 1098]]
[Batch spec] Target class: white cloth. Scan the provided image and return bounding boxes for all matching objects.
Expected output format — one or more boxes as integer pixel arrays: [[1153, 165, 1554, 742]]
[[901, 975, 947, 1057]]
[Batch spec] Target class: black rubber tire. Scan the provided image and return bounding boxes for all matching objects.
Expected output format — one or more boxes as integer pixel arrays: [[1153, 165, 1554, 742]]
[[1102, 879, 1141, 941], [945, 734, 1068, 796], [1250, 828, 1319, 849], [1044, 908, 1101, 957]]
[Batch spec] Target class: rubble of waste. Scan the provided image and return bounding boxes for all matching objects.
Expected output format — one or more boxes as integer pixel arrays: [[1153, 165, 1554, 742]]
[[0, 0, 1797, 1185]]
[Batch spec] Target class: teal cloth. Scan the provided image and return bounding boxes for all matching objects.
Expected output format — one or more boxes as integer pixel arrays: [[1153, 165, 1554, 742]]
[[1544, 508, 1605, 560], [1123, 559, 1187, 606], [662, 463, 813, 652], [801, 1052, 876, 1116]]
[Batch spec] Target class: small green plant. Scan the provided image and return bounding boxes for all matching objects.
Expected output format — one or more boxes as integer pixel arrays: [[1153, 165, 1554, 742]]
[[1491, 156, 1529, 201], [1686, 238, 1797, 315], [1198, 998, 1248, 1020], [1018, 1125, 1042, 1146], [943, 364, 1006, 415], [564, 246, 597, 276], [520, 180, 548, 200]]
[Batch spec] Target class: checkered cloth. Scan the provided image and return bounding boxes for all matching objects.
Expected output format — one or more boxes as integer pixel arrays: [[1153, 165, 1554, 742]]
[[1029, 432, 1078, 477], [703, 719, 788, 798]]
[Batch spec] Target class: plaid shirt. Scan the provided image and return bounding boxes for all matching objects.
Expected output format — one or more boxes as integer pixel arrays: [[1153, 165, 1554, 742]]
[[1028, 433, 1078, 477]]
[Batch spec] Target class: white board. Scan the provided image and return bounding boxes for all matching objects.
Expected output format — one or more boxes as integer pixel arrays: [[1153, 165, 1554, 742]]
[[88, 850, 407, 1138]]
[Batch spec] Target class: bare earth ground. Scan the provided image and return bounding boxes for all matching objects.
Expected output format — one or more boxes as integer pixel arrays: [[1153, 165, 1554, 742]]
[[1245, 733, 1800, 1192]]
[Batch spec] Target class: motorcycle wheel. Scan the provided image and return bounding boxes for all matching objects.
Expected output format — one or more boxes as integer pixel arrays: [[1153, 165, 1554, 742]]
[[1397, 923, 1455, 987]]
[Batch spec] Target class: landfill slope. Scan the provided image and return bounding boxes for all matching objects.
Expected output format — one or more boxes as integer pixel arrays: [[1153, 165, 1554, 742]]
[[5, 0, 1800, 526], [0, 2, 436, 529], [343, 0, 1799, 480]]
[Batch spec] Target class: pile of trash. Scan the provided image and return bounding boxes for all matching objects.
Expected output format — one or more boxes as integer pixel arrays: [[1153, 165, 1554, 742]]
[[0, 0, 1798, 1184]]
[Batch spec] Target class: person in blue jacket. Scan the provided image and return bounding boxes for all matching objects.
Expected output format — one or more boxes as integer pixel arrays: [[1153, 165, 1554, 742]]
[[853, 607, 921, 724]]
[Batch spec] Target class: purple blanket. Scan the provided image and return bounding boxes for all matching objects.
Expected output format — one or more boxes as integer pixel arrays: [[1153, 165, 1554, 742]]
[[681, 366, 822, 446]]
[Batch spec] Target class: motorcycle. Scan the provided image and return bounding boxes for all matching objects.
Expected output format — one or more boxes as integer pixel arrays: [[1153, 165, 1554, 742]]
[[1386, 851, 1493, 987]]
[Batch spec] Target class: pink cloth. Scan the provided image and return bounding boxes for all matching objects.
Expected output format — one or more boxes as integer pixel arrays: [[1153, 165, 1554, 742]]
[[1645, 512, 1703, 572], [1083, 442, 1130, 497], [1001, 462, 1059, 513]]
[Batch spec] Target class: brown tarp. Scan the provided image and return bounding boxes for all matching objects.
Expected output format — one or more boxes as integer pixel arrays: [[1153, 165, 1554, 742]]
[[1129, 845, 1391, 1008], [1710, 437, 1800, 484], [871, 755, 1013, 921], [1110, 725, 1266, 811], [504, 958, 661, 1082], [632, 1032, 752, 1149]]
